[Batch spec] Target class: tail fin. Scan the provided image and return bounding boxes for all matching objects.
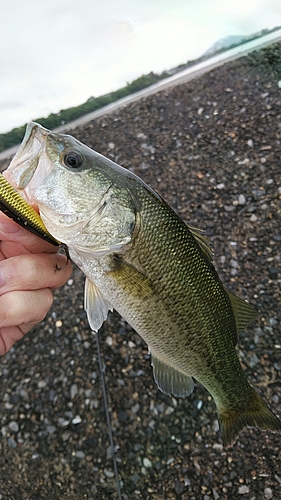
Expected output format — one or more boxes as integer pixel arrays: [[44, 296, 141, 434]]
[[218, 389, 281, 447]]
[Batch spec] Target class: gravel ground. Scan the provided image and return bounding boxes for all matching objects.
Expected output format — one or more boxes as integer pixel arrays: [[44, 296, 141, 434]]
[[0, 42, 281, 500]]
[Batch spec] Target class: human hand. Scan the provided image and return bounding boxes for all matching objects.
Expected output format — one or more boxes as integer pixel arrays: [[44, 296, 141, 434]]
[[0, 212, 72, 354]]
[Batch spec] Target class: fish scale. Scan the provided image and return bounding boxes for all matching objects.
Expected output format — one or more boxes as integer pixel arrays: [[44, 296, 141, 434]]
[[4, 121, 281, 446]]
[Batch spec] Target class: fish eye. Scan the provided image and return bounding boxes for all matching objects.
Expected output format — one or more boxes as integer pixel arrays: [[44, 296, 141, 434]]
[[63, 151, 83, 169]]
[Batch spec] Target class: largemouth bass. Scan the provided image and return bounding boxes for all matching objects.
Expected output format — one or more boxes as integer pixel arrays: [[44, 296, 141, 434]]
[[4, 122, 281, 446]]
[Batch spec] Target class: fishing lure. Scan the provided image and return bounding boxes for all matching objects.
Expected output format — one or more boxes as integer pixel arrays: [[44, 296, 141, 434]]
[[0, 173, 60, 246]]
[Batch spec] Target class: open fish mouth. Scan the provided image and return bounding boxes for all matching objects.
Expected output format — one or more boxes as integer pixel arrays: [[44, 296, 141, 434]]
[[4, 122, 48, 190], [4, 123, 57, 212]]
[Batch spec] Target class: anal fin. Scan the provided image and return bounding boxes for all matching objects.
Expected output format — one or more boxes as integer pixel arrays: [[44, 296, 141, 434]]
[[151, 352, 194, 398]]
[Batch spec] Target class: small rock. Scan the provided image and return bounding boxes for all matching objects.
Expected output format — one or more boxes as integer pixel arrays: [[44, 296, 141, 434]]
[[273, 235, 281, 242], [252, 189, 264, 200], [57, 418, 70, 427], [62, 431, 71, 441], [143, 457, 153, 468], [212, 489, 220, 500], [46, 425, 56, 435], [104, 468, 115, 478], [268, 267, 279, 279], [238, 194, 246, 205], [238, 485, 250, 494], [249, 354, 259, 368], [7, 437, 17, 448], [1, 426, 7, 437], [175, 481, 185, 495], [72, 415, 82, 425], [264, 487, 273, 499], [132, 403, 140, 413], [8, 421, 19, 433], [224, 205, 235, 212], [38, 380, 47, 389], [70, 384, 78, 399]]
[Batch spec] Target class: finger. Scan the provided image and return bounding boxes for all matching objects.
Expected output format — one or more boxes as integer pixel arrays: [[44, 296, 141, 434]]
[[0, 326, 25, 355], [0, 212, 58, 253], [0, 241, 32, 259], [0, 315, 51, 354], [0, 287, 53, 328], [0, 324, 40, 355], [0, 253, 72, 295]]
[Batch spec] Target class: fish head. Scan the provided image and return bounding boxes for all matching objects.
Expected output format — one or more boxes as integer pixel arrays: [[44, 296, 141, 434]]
[[4, 122, 136, 257]]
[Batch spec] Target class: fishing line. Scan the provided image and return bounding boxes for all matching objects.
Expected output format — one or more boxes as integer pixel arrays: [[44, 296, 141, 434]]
[[95, 329, 122, 500]]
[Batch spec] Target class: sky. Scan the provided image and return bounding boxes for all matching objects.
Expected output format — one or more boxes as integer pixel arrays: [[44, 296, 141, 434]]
[[1, 0, 281, 134]]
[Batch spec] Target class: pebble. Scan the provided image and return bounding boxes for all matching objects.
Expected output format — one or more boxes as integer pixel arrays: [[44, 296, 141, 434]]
[[264, 487, 273, 499], [72, 415, 82, 425], [8, 421, 19, 433], [38, 380, 47, 389], [143, 458, 153, 468], [238, 194, 246, 205], [70, 384, 78, 399], [46, 425, 56, 435], [7, 438, 17, 448], [238, 485, 250, 494]]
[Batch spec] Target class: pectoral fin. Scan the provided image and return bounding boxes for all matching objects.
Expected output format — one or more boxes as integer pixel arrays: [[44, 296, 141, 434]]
[[109, 255, 153, 299], [84, 278, 113, 332], [151, 352, 194, 398]]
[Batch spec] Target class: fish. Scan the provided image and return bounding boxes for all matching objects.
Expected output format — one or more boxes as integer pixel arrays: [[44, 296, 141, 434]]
[[0, 172, 59, 246], [4, 121, 281, 446]]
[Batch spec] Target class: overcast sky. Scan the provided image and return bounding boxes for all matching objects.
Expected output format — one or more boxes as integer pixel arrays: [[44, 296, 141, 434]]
[[1, 0, 281, 134]]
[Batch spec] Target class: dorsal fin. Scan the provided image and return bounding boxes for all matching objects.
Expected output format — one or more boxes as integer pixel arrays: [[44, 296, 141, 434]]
[[188, 225, 214, 261], [226, 289, 259, 338]]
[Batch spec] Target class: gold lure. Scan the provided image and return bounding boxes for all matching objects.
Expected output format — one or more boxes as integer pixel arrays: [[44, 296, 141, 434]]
[[0, 173, 60, 246]]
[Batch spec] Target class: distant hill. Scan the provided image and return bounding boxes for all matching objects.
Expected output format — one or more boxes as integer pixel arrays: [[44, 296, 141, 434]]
[[204, 35, 248, 56], [204, 27, 281, 57]]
